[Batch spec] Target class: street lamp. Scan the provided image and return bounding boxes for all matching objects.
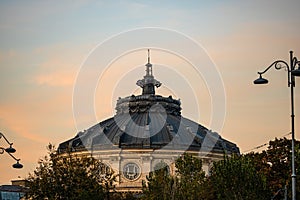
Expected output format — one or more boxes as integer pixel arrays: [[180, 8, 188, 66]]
[[253, 51, 300, 200], [0, 132, 23, 169]]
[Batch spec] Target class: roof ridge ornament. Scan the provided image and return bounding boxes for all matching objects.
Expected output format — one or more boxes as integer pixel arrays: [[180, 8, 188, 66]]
[[136, 49, 162, 95]]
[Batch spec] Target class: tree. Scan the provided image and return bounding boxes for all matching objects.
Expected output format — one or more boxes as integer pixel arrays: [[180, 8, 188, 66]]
[[142, 138, 300, 200], [142, 154, 207, 200], [175, 153, 207, 200], [245, 137, 300, 199], [210, 154, 270, 200], [142, 161, 177, 200], [26, 144, 116, 200]]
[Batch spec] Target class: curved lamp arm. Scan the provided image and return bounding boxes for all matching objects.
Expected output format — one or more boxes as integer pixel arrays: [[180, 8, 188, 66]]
[[0, 132, 16, 153], [258, 53, 300, 76], [257, 60, 291, 87], [0, 132, 13, 146], [257, 60, 289, 75]]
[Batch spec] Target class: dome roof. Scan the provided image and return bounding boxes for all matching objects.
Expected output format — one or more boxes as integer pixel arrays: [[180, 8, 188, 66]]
[[58, 50, 239, 155]]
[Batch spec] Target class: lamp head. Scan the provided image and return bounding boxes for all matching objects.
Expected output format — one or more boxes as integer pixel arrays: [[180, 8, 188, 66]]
[[5, 145, 16, 153], [254, 74, 268, 84], [12, 161, 23, 169], [291, 64, 300, 76]]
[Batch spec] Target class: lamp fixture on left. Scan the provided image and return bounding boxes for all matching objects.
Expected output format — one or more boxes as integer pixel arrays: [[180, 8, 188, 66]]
[[0, 132, 23, 169]]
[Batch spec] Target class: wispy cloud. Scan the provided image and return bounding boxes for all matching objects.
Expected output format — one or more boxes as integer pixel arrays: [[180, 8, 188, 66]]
[[33, 70, 75, 87]]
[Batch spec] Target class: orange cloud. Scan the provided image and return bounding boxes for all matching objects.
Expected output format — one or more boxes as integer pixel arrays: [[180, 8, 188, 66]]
[[33, 70, 76, 87]]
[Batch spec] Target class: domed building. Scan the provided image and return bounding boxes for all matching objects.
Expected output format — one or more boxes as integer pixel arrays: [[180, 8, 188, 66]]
[[58, 50, 239, 192]]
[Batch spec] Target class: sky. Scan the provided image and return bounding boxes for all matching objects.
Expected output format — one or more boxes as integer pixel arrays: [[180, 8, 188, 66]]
[[1, 0, 300, 184]]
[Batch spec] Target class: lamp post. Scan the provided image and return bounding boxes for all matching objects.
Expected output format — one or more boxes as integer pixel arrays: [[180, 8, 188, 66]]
[[254, 51, 300, 200], [0, 132, 23, 169]]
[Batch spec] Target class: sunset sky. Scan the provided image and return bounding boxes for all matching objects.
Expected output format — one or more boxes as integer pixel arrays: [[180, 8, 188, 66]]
[[1, 0, 300, 184]]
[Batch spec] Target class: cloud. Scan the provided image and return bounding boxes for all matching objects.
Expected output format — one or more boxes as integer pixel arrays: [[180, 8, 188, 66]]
[[0, 50, 17, 62], [28, 43, 88, 87], [33, 70, 75, 87], [0, 103, 53, 144]]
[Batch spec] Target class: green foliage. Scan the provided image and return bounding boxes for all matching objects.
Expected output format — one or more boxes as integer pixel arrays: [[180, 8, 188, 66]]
[[175, 153, 207, 200], [142, 154, 207, 200], [26, 144, 116, 200], [245, 137, 300, 199], [210, 154, 270, 200], [142, 162, 177, 200], [26, 138, 300, 199]]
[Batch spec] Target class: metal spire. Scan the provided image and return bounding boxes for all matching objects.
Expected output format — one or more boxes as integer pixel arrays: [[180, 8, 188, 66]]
[[136, 49, 161, 95], [146, 49, 152, 76]]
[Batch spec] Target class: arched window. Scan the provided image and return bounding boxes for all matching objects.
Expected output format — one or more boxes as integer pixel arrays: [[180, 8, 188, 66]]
[[153, 161, 170, 175]]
